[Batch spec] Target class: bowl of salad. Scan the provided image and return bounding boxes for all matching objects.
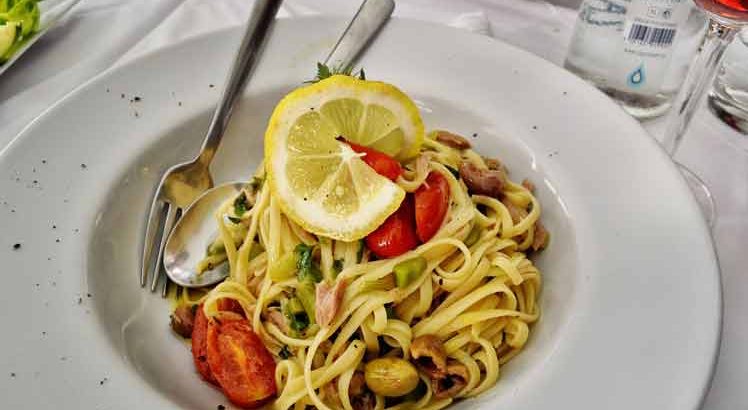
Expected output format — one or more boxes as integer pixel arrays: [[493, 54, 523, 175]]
[[0, 0, 40, 63], [0, 0, 80, 73]]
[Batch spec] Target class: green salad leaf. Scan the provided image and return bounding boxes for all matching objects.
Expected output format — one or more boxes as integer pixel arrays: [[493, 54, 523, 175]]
[[0, 0, 40, 63]]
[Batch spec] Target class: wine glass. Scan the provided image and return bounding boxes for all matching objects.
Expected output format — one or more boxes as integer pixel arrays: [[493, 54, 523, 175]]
[[661, 0, 748, 226], [708, 29, 748, 133]]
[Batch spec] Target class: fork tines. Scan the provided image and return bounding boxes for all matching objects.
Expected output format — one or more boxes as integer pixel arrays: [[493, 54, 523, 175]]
[[141, 195, 182, 297]]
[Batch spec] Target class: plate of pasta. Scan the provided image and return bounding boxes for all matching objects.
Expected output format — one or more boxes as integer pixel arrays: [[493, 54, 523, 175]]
[[0, 17, 720, 410]]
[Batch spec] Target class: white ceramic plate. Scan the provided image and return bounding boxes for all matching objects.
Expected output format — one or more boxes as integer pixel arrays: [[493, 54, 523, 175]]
[[0, 17, 720, 410]]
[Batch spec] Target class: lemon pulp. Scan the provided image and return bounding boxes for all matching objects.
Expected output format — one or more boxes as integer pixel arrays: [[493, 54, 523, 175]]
[[265, 75, 424, 241]]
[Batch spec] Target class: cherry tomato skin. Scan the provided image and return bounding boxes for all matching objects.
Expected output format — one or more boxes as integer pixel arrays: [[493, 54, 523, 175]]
[[191, 304, 217, 385], [217, 298, 244, 317], [414, 172, 450, 242], [207, 316, 277, 408], [366, 196, 419, 258], [346, 141, 403, 181], [192, 304, 246, 385]]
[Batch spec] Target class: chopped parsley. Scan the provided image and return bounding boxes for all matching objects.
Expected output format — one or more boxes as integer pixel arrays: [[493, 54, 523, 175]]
[[446, 165, 460, 179], [279, 345, 292, 359], [283, 296, 311, 333], [289, 312, 309, 332], [233, 192, 249, 216], [385, 304, 397, 319], [295, 244, 322, 283], [332, 259, 344, 276], [295, 281, 317, 326]]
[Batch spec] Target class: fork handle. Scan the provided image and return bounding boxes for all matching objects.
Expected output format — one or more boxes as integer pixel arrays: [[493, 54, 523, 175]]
[[196, 0, 284, 167]]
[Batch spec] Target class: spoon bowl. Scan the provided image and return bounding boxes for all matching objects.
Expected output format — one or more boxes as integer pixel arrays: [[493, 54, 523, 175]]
[[163, 182, 247, 288]]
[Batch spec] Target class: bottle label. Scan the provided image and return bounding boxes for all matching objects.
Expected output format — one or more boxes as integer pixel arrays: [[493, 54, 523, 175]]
[[614, 0, 691, 93]]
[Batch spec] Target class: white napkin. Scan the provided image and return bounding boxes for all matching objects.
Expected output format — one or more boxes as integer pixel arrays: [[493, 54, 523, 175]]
[[120, 4, 498, 65]]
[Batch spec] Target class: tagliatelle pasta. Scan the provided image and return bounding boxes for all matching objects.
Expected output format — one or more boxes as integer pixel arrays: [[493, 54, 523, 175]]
[[176, 131, 545, 410]]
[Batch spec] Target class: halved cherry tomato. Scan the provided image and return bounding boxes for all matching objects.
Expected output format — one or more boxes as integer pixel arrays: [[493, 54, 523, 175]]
[[414, 172, 450, 242], [191, 304, 217, 385], [344, 140, 403, 181], [217, 298, 244, 317], [207, 314, 277, 408], [366, 195, 419, 258], [191, 302, 246, 384]]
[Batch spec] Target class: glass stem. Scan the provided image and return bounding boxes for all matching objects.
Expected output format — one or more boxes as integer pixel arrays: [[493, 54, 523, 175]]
[[662, 19, 738, 156]]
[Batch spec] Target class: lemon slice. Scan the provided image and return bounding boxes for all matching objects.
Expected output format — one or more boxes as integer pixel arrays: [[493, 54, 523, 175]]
[[265, 75, 424, 241]]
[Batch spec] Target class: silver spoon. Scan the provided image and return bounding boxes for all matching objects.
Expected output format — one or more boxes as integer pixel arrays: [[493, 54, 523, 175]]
[[163, 0, 395, 288], [163, 182, 246, 287]]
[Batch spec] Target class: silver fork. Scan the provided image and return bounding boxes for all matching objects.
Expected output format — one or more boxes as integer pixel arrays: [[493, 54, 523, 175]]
[[141, 0, 283, 296]]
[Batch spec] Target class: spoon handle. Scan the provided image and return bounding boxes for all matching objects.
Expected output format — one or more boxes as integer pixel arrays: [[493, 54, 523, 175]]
[[324, 0, 395, 72], [197, 0, 284, 167]]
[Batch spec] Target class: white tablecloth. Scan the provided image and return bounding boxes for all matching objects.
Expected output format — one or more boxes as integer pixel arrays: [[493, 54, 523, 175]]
[[1, 0, 745, 408]]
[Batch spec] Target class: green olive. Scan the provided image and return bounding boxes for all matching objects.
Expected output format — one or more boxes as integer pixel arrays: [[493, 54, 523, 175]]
[[364, 357, 419, 397]]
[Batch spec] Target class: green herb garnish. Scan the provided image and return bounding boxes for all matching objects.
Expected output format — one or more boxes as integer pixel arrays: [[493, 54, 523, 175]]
[[227, 216, 241, 224], [289, 313, 309, 332], [233, 192, 249, 216], [282, 297, 310, 333], [278, 345, 292, 359], [385, 304, 397, 319], [446, 165, 460, 179], [332, 259, 344, 276], [307, 62, 367, 84], [295, 243, 322, 283], [296, 281, 317, 325]]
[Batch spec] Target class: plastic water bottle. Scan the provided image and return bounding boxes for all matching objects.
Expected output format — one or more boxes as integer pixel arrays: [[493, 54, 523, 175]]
[[564, 0, 706, 119]]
